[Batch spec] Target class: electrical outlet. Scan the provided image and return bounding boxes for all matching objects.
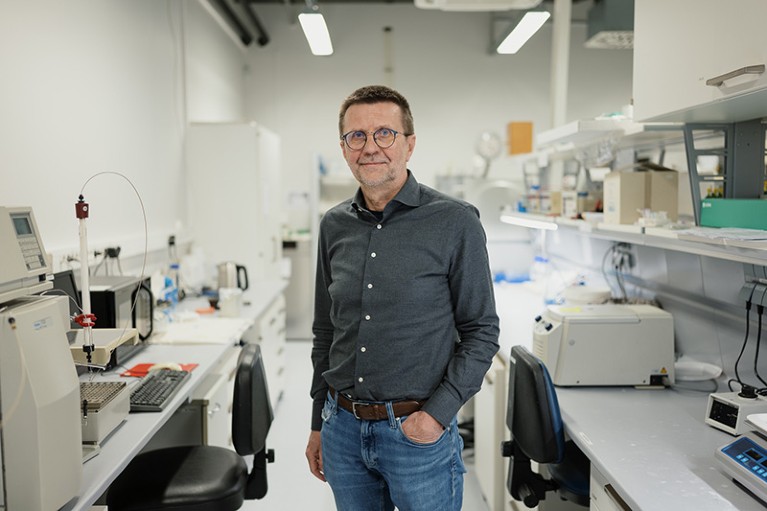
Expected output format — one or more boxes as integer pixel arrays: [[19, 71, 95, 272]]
[[614, 242, 635, 270]]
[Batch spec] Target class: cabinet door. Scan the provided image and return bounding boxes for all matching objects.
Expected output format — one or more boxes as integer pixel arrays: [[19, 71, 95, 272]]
[[202, 371, 232, 448], [256, 126, 283, 278], [252, 294, 286, 410], [633, 0, 767, 122], [590, 464, 632, 511], [197, 346, 240, 449], [186, 123, 281, 283], [474, 353, 510, 511]]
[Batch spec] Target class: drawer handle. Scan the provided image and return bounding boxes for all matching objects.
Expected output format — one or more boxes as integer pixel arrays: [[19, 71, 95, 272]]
[[706, 64, 765, 87], [604, 484, 632, 511], [208, 403, 222, 416]]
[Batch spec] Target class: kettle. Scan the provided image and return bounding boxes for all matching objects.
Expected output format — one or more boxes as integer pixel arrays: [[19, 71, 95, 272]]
[[217, 262, 249, 291]]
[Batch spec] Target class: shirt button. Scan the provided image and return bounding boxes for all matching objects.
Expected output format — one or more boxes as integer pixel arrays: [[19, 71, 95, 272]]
[[371, 252, 377, 258], [367, 283, 373, 289], [360, 347, 366, 352], [365, 315, 371, 320], [358, 377, 364, 383], [377, 224, 382, 230]]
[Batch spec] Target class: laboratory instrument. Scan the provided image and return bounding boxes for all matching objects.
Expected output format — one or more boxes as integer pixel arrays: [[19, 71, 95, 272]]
[[86, 275, 153, 367], [70, 196, 139, 369], [533, 303, 675, 386], [0, 206, 82, 511], [706, 391, 767, 435], [129, 369, 191, 412], [716, 428, 767, 505], [80, 381, 130, 445]]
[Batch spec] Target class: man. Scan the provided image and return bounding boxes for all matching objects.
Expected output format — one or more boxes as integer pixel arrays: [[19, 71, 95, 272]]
[[305, 85, 500, 511]]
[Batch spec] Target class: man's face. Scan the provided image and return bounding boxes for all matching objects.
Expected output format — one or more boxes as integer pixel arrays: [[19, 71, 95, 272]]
[[340, 102, 416, 190]]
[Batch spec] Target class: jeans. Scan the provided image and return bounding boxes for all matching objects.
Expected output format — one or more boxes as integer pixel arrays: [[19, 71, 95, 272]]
[[320, 392, 466, 511]]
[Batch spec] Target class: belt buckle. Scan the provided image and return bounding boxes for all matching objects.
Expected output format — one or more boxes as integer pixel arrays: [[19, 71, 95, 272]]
[[351, 401, 363, 419]]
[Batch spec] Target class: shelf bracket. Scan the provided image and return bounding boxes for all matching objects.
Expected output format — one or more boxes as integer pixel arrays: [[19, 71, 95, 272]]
[[683, 119, 765, 225]]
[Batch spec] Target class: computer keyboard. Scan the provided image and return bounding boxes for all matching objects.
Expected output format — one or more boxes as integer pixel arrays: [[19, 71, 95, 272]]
[[129, 369, 191, 412], [80, 381, 127, 411]]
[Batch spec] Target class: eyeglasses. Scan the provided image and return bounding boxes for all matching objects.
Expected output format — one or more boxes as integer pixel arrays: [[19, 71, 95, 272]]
[[341, 128, 410, 150]]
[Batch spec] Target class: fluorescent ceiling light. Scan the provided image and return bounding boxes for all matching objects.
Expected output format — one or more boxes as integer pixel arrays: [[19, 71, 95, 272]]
[[496, 11, 550, 54], [298, 11, 333, 56], [500, 213, 558, 231]]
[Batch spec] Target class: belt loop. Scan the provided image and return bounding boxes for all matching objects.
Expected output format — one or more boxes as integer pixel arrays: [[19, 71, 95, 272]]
[[385, 401, 397, 428]]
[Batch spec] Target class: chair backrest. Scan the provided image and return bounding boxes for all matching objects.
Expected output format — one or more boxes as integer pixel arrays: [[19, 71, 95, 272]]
[[232, 343, 274, 456], [506, 345, 564, 464]]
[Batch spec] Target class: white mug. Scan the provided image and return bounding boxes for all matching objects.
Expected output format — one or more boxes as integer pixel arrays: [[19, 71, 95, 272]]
[[218, 287, 243, 318]]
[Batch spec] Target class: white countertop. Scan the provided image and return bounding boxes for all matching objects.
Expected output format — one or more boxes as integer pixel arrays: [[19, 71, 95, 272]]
[[558, 386, 766, 510]]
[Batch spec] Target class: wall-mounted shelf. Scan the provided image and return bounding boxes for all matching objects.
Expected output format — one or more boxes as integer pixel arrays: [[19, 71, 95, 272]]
[[500, 207, 767, 265], [536, 119, 685, 152]]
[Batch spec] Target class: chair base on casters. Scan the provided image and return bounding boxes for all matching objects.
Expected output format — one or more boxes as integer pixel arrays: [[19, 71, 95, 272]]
[[106, 446, 248, 511], [548, 441, 590, 507], [503, 440, 590, 508]]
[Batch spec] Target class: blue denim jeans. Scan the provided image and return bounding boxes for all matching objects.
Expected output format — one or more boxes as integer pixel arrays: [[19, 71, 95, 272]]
[[320, 392, 466, 511]]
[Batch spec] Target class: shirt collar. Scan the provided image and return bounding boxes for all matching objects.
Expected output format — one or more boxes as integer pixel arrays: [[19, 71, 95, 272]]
[[351, 170, 420, 212]]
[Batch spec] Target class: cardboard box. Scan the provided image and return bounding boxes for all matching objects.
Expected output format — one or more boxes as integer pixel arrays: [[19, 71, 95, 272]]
[[603, 172, 646, 225], [645, 171, 678, 221], [603, 170, 679, 225]]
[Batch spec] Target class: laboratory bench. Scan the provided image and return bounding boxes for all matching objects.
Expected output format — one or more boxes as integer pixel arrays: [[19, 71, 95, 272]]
[[62, 278, 287, 511], [558, 385, 766, 511], [63, 343, 237, 511]]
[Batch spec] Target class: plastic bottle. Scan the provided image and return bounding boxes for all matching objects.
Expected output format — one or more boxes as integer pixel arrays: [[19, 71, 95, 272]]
[[530, 255, 550, 283]]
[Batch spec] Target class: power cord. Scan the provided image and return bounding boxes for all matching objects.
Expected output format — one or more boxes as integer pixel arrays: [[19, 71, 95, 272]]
[[732, 286, 756, 390], [755, 305, 766, 387]]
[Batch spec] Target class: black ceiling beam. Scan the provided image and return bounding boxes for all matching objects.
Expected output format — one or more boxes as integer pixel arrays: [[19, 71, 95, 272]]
[[212, 0, 254, 46], [245, 1, 270, 46]]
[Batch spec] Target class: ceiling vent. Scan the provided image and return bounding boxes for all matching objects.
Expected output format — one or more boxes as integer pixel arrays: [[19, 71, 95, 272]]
[[584, 0, 634, 49], [415, 0, 542, 11]]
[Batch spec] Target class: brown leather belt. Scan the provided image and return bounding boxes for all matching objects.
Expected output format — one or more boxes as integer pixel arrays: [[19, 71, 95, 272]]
[[330, 388, 424, 420]]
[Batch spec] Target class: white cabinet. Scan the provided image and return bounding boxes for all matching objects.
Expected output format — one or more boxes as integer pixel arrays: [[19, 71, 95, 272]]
[[243, 293, 286, 410], [474, 352, 511, 511], [283, 236, 314, 340], [195, 345, 241, 449], [186, 122, 282, 283], [590, 465, 631, 511], [633, 0, 767, 123]]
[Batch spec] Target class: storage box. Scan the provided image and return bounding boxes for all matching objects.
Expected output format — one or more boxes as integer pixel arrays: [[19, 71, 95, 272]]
[[700, 198, 767, 230], [603, 172, 646, 224], [645, 170, 678, 221], [603, 170, 678, 225]]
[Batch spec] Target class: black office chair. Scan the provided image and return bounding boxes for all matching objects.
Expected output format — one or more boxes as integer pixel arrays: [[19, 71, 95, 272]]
[[501, 345, 590, 508], [107, 343, 275, 511]]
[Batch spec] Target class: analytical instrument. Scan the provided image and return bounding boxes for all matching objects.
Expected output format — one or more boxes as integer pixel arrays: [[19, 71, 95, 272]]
[[715, 414, 767, 505], [533, 303, 675, 386], [706, 391, 767, 435], [0, 206, 82, 510]]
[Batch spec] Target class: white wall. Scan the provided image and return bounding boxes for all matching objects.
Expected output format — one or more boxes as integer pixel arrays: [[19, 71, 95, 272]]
[[0, 0, 246, 272], [244, 3, 633, 214]]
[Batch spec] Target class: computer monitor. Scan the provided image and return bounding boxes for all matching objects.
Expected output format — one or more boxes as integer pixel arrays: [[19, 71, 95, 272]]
[[50, 269, 82, 329]]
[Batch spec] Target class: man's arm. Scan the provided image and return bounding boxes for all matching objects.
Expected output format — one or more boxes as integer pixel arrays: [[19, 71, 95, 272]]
[[309, 226, 334, 431], [421, 205, 500, 427]]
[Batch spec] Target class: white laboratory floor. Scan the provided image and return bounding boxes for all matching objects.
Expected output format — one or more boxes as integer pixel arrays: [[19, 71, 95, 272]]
[[241, 339, 491, 511]]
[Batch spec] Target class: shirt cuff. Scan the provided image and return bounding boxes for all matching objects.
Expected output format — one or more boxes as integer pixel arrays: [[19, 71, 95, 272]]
[[420, 386, 462, 429], [311, 397, 324, 431]]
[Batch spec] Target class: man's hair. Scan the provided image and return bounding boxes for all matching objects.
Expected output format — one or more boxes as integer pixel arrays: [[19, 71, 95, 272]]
[[338, 85, 415, 137]]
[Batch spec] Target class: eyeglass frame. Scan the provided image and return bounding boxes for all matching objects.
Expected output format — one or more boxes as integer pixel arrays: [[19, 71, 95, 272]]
[[340, 127, 412, 150]]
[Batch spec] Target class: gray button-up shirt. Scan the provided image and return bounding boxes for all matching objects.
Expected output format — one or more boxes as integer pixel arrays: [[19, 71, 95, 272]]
[[310, 171, 500, 430]]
